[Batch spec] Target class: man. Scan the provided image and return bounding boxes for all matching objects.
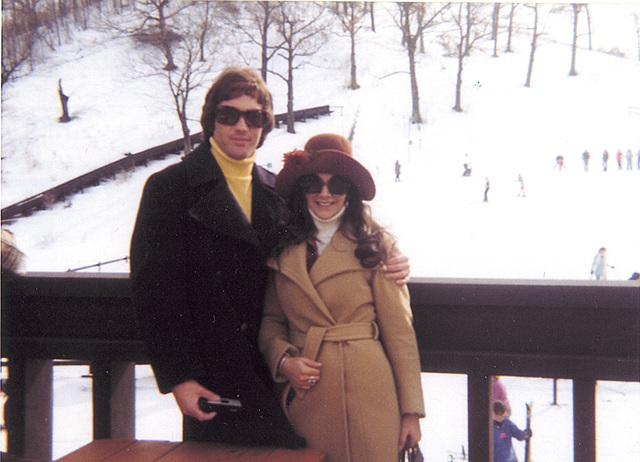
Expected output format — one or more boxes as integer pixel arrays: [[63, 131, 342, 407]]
[[130, 67, 409, 447]]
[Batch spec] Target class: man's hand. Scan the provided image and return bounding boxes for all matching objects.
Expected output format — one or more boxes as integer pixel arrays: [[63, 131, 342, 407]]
[[172, 380, 221, 422], [384, 247, 411, 285]]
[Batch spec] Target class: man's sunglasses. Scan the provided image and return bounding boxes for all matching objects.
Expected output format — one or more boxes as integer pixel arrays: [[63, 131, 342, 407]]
[[299, 175, 350, 195], [215, 106, 267, 128]]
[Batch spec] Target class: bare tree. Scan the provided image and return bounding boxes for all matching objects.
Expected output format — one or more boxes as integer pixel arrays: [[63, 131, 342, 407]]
[[491, 2, 500, 57], [569, 3, 583, 76], [505, 3, 518, 53], [231, 1, 284, 82], [165, 32, 212, 154], [134, 3, 214, 153], [447, 3, 491, 113], [524, 3, 542, 88], [634, 11, 640, 61], [130, 0, 196, 71], [327, 2, 368, 90], [394, 2, 449, 124], [2, 0, 41, 83], [271, 2, 328, 134]]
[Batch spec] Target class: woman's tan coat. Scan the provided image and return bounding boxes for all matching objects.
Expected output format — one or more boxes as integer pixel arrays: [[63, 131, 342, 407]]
[[259, 231, 425, 462]]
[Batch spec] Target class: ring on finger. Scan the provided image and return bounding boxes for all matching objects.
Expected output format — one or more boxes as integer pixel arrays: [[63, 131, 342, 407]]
[[307, 377, 317, 384]]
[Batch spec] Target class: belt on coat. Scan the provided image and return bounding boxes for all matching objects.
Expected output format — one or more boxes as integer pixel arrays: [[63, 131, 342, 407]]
[[284, 321, 380, 405], [296, 321, 380, 363]]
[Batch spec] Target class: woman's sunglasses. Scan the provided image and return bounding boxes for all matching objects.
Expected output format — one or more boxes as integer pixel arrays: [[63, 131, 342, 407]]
[[215, 106, 267, 128], [299, 175, 350, 195]]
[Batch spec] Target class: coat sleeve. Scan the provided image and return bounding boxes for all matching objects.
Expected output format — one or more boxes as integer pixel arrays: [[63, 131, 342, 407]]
[[372, 269, 426, 417], [506, 419, 528, 441], [130, 169, 206, 394], [259, 271, 300, 382]]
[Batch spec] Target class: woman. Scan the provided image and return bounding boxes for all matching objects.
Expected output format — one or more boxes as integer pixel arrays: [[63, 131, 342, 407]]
[[259, 133, 425, 461]]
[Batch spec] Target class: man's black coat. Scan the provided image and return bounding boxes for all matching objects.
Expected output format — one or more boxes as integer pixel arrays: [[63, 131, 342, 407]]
[[130, 142, 301, 447]]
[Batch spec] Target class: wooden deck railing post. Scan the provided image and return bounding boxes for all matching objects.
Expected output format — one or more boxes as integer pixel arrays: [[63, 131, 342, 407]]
[[467, 372, 492, 462], [573, 379, 597, 462], [90, 361, 136, 440], [5, 358, 53, 461]]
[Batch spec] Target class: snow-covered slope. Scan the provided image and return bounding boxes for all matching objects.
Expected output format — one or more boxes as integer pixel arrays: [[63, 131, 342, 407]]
[[2, 3, 639, 278]]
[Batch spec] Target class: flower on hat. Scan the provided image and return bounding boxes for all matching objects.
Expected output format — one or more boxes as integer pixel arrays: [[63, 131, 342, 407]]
[[282, 149, 315, 171]]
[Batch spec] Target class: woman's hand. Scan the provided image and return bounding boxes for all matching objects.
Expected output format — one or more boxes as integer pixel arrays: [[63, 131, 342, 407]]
[[280, 356, 322, 391], [398, 413, 422, 451]]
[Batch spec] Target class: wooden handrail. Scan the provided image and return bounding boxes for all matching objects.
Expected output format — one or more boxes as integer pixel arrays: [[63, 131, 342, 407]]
[[2, 273, 639, 461]]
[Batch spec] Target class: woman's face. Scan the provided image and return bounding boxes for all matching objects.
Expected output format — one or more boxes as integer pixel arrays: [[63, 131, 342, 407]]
[[303, 173, 348, 220]]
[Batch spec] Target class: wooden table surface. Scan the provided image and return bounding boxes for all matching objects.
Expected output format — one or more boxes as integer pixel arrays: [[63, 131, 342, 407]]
[[55, 439, 326, 462]]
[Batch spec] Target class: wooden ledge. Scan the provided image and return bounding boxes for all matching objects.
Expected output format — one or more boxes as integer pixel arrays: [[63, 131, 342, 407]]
[[55, 439, 326, 462]]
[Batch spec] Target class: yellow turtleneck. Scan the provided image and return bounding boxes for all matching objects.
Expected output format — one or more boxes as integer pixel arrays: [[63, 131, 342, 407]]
[[209, 137, 255, 222]]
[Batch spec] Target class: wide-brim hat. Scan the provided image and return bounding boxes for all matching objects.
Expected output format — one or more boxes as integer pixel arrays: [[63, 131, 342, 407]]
[[275, 133, 376, 200]]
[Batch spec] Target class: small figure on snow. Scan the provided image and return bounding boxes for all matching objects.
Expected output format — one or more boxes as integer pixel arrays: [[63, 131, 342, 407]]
[[462, 153, 472, 177], [625, 149, 633, 171], [483, 177, 490, 202], [590, 247, 614, 280], [462, 163, 472, 177], [616, 149, 623, 170], [517, 174, 525, 197], [629, 272, 640, 281], [493, 400, 532, 462], [582, 149, 590, 172], [602, 150, 609, 172], [395, 159, 402, 182], [553, 155, 565, 172]]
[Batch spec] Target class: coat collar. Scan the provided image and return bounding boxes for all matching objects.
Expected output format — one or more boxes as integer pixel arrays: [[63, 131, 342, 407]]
[[268, 231, 365, 322], [184, 143, 281, 249]]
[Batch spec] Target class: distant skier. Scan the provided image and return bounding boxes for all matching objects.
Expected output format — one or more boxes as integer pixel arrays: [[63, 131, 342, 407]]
[[484, 177, 490, 202], [582, 149, 590, 171], [395, 159, 402, 182], [462, 153, 473, 177], [616, 149, 623, 170], [590, 247, 614, 280], [625, 149, 633, 170], [553, 155, 565, 172], [517, 174, 525, 197], [602, 150, 609, 172], [462, 163, 472, 177], [493, 400, 532, 462]]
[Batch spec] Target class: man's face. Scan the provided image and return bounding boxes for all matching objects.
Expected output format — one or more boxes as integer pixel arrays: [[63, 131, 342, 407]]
[[213, 94, 263, 160]]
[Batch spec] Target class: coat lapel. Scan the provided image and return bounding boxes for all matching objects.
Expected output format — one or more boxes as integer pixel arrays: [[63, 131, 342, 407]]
[[268, 231, 364, 323], [310, 231, 364, 285], [184, 143, 275, 249]]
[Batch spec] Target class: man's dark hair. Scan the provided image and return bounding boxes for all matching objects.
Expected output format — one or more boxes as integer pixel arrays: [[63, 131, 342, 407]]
[[200, 67, 275, 148]]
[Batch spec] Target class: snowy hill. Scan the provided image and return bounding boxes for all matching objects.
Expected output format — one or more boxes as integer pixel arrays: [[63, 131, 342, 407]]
[[2, 3, 639, 279]]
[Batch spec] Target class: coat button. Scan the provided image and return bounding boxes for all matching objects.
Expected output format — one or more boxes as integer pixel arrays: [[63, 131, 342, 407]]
[[239, 323, 249, 333]]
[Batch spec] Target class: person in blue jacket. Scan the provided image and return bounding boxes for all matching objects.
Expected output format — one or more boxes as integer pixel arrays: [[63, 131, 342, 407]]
[[493, 400, 532, 462]]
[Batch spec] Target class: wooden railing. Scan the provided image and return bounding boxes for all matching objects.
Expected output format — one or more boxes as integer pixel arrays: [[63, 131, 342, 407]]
[[2, 273, 639, 461]]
